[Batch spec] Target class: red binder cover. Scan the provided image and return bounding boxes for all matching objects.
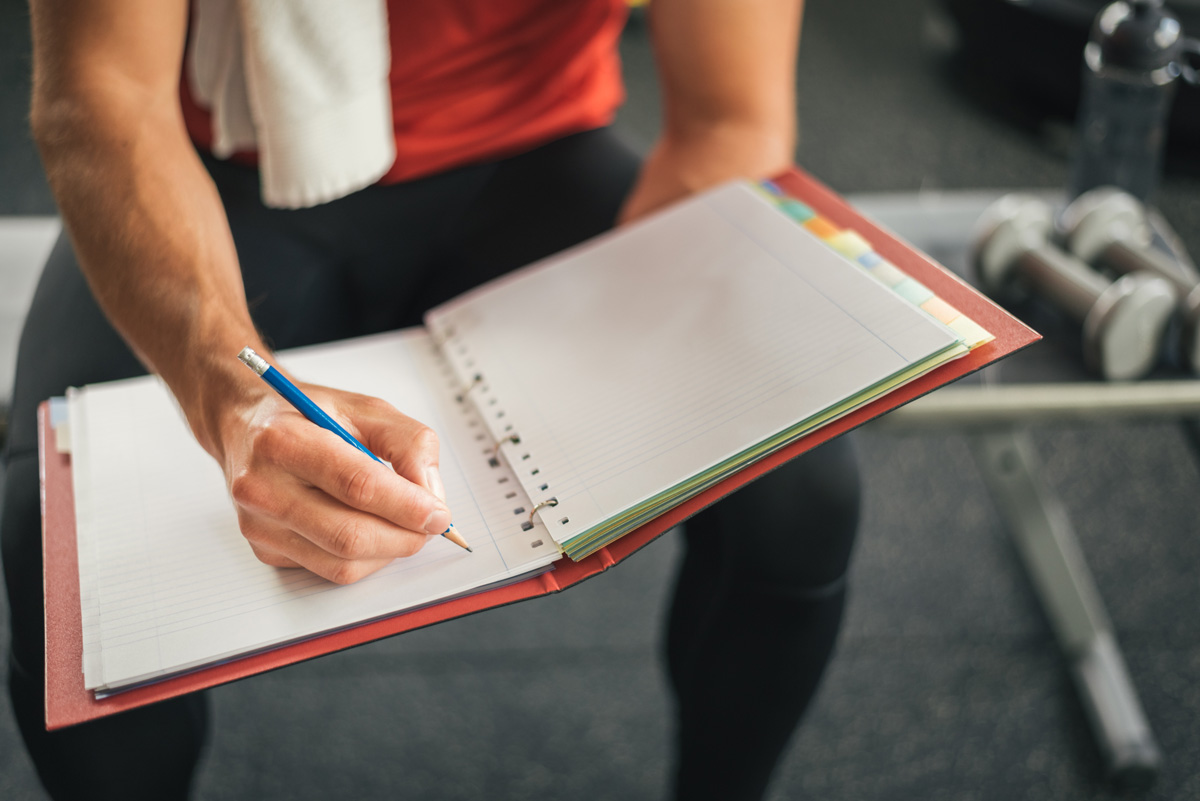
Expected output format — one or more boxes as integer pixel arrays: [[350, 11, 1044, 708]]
[[41, 167, 1039, 729]]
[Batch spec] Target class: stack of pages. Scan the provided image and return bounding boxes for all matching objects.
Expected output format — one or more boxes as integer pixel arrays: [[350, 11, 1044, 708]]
[[65, 181, 990, 695]]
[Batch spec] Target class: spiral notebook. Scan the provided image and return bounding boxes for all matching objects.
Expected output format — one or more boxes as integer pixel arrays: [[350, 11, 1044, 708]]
[[49, 177, 1032, 713], [422, 181, 973, 560]]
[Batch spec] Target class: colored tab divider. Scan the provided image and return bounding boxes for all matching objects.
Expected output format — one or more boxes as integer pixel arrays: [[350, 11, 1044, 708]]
[[755, 180, 994, 350]]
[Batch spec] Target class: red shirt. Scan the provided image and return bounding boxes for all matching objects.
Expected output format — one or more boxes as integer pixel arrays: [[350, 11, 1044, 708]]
[[182, 0, 629, 185]]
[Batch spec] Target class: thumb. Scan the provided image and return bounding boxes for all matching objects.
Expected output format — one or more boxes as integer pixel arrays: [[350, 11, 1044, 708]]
[[344, 395, 446, 502]]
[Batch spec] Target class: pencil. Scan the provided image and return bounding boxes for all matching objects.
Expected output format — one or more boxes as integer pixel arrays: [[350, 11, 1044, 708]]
[[237, 347, 472, 553]]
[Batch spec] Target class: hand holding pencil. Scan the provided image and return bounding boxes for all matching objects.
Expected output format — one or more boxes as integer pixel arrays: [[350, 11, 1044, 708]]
[[207, 347, 468, 585]]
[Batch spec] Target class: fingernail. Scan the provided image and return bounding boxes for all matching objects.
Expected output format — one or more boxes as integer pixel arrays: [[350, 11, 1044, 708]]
[[425, 467, 447, 502], [423, 507, 453, 536]]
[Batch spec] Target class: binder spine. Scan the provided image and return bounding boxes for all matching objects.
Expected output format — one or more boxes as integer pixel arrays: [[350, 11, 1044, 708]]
[[431, 327, 567, 538]]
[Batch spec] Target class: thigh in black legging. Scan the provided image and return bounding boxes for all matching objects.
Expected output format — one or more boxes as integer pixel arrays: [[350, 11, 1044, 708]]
[[203, 153, 494, 338], [665, 437, 860, 801], [414, 127, 643, 307], [681, 434, 859, 604], [666, 436, 860, 683], [1, 236, 207, 801], [699, 435, 861, 591], [217, 127, 641, 341], [0, 202, 368, 799]]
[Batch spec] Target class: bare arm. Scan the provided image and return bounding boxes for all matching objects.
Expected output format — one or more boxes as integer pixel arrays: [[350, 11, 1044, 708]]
[[30, 0, 450, 583], [620, 0, 803, 221], [30, 0, 257, 424]]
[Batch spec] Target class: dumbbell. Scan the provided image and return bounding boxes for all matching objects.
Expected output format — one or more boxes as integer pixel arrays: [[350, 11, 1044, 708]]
[[972, 194, 1177, 381], [1061, 187, 1200, 374]]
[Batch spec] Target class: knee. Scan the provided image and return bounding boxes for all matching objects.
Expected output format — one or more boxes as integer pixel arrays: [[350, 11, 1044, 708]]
[[789, 437, 862, 536], [729, 437, 862, 591]]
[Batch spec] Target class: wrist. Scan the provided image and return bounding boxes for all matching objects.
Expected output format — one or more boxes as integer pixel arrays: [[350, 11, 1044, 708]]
[[656, 118, 794, 189], [159, 331, 275, 462]]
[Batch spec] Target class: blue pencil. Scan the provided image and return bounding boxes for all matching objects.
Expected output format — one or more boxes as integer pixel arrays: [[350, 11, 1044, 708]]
[[237, 347, 471, 552]]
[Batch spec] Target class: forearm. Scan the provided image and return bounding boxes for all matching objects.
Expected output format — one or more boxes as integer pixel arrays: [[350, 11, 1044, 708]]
[[28, 0, 448, 583], [619, 0, 802, 222], [650, 0, 801, 152], [32, 88, 268, 457]]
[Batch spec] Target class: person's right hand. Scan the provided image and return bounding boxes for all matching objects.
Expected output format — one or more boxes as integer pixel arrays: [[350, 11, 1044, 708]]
[[213, 380, 452, 584], [29, 0, 455, 588]]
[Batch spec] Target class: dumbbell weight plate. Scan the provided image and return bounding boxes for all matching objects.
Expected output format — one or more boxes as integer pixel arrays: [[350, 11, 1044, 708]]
[[972, 194, 1056, 304], [1062, 188, 1150, 265], [1182, 286, 1200, 375], [1082, 272, 1177, 381]]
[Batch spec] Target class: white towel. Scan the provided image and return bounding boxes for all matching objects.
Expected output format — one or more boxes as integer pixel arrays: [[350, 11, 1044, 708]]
[[188, 0, 395, 209]]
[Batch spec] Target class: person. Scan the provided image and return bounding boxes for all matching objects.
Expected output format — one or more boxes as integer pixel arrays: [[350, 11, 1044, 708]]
[[1, 1, 860, 798]]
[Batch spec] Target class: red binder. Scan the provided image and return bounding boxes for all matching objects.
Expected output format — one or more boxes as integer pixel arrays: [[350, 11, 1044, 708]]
[[41, 167, 1039, 729]]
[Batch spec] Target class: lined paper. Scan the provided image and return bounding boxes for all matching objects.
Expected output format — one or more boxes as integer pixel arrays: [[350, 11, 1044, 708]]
[[426, 182, 963, 553], [71, 331, 558, 692]]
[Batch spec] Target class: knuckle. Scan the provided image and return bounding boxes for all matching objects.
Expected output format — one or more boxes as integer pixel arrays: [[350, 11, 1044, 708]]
[[336, 464, 379, 509], [254, 418, 295, 461], [236, 515, 263, 544], [360, 395, 395, 416], [237, 516, 278, 551], [249, 543, 290, 568], [328, 560, 367, 586], [328, 516, 372, 560], [412, 426, 439, 454], [230, 472, 271, 512]]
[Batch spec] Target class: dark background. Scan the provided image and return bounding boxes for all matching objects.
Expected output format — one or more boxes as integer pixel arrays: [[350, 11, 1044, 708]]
[[2, 1, 1199, 799]]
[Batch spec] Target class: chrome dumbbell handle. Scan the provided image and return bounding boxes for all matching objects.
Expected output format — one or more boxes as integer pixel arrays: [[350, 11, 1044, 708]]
[[1018, 245, 1113, 323], [1100, 239, 1199, 295]]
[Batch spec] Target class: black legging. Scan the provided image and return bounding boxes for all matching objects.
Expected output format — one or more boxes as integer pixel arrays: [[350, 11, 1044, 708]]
[[1, 127, 859, 801]]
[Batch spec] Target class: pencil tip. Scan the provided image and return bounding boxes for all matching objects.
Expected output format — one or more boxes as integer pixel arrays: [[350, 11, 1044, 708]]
[[441, 526, 472, 552]]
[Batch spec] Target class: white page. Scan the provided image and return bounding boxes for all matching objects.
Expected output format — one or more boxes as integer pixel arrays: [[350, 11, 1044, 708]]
[[68, 390, 105, 686], [426, 182, 959, 545], [72, 330, 559, 691]]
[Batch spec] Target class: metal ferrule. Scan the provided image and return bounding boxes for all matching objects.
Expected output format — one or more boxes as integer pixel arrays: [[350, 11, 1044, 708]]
[[237, 347, 270, 376]]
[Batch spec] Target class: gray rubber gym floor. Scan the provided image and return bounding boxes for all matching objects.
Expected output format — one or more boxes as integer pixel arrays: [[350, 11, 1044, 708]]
[[2, 1, 1199, 799]]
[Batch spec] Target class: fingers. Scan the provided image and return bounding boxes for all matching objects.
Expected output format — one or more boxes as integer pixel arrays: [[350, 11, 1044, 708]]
[[226, 387, 454, 584], [246, 543, 301, 570], [241, 510, 415, 585], [235, 474, 432, 558], [237, 400, 451, 534], [338, 394, 447, 501]]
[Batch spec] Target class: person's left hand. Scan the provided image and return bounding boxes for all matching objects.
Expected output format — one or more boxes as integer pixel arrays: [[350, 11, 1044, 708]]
[[617, 121, 793, 225]]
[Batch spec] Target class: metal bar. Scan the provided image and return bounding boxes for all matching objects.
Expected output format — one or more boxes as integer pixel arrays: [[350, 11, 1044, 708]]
[[969, 432, 1161, 785], [875, 381, 1200, 429]]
